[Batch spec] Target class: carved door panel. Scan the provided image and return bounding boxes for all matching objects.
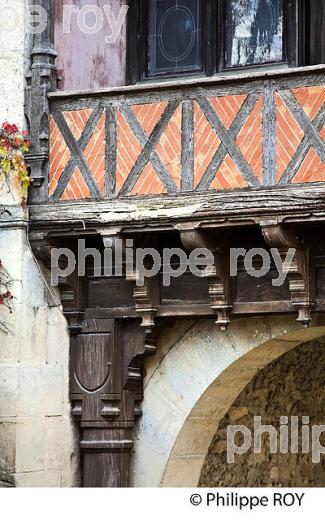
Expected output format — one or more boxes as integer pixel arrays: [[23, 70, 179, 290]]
[[70, 319, 122, 423], [75, 332, 111, 393]]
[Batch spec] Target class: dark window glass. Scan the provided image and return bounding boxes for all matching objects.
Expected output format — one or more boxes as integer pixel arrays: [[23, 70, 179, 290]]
[[148, 0, 203, 77], [226, 0, 284, 68]]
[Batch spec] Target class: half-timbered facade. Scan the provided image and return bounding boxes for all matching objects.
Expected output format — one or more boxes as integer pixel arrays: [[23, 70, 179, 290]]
[[23, 0, 325, 487]]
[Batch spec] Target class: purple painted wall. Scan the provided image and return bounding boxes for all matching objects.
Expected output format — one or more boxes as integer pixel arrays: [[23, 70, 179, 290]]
[[54, 0, 127, 91]]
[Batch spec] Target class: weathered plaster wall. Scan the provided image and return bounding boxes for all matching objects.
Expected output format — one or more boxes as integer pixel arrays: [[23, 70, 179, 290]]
[[0, 0, 78, 487], [130, 315, 325, 487], [0, 0, 28, 125], [199, 337, 325, 487], [54, 0, 127, 91]]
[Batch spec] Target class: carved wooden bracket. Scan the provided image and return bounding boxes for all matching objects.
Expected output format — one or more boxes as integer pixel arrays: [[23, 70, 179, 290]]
[[29, 232, 53, 264], [129, 278, 159, 333], [126, 269, 159, 335], [261, 223, 314, 327], [178, 227, 233, 330], [29, 231, 87, 330], [101, 230, 160, 335]]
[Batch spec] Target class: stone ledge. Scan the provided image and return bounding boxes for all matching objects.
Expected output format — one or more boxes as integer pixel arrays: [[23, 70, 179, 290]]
[[0, 204, 28, 229]]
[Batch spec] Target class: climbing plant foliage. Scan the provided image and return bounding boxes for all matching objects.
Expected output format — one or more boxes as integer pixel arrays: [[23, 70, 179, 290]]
[[0, 122, 30, 200], [0, 122, 30, 332]]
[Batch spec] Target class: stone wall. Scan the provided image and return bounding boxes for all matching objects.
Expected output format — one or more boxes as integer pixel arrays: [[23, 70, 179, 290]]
[[0, 0, 78, 487], [199, 338, 325, 487], [131, 316, 325, 487]]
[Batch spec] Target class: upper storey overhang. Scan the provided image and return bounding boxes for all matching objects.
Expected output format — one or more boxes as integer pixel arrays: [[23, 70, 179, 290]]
[[28, 65, 325, 230]]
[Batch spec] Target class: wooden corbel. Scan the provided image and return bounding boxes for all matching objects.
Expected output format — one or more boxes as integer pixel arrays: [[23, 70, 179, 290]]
[[29, 231, 53, 265], [127, 274, 159, 334], [125, 237, 160, 336], [178, 227, 233, 331], [100, 229, 159, 335], [261, 223, 314, 327], [29, 231, 87, 330]]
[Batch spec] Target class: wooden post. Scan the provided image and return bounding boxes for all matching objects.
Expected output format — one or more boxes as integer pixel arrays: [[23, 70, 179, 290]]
[[69, 317, 152, 487], [25, 0, 57, 203]]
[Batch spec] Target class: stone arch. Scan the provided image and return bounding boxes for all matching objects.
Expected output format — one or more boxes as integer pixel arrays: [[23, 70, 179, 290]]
[[130, 314, 325, 487], [199, 338, 325, 487]]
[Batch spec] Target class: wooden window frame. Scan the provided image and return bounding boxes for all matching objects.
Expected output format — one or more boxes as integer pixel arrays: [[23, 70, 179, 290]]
[[126, 0, 306, 85]]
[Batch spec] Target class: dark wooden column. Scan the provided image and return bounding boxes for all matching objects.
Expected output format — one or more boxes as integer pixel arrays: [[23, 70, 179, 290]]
[[25, 0, 57, 203], [69, 317, 154, 487]]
